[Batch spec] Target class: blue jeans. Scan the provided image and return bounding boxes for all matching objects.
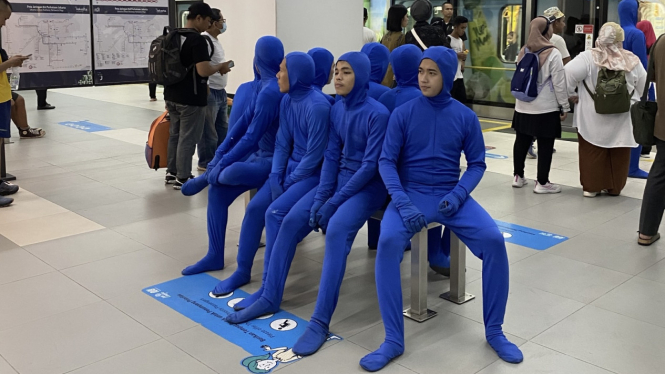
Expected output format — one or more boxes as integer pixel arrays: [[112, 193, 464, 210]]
[[198, 88, 228, 168]]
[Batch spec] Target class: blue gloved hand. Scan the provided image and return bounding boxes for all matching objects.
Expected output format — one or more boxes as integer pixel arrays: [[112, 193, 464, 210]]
[[397, 202, 428, 234], [309, 201, 324, 231], [283, 175, 294, 191], [438, 188, 467, 217], [269, 173, 285, 201], [207, 164, 223, 185], [315, 202, 339, 231]]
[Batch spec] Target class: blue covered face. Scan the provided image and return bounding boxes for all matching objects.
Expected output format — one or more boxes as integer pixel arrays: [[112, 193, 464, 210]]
[[391, 44, 422, 88], [308, 47, 335, 89], [281, 52, 315, 98], [254, 36, 284, 81]]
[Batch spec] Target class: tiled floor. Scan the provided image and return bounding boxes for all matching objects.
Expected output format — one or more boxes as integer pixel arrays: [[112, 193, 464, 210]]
[[0, 86, 664, 374]]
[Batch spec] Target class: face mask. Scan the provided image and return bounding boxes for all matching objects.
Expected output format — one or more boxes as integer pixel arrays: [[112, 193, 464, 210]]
[[220, 22, 227, 34]]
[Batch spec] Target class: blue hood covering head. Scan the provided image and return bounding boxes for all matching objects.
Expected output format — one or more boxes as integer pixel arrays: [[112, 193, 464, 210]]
[[307, 47, 334, 90], [391, 44, 422, 88], [421, 47, 457, 105], [252, 57, 260, 81], [360, 42, 390, 83], [255, 36, 284, 83], [619, 0, 638, 27], [285, 51, 315, 100], [337, 52, 371, 109]]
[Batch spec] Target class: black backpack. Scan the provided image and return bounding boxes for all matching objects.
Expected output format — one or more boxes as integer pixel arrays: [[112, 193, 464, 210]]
[[148, 27, 214, 91]]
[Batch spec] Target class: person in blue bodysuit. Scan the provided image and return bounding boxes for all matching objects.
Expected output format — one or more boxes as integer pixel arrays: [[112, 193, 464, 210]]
[[212, 51, 331, 299], [179, 36, 285, 276], [308, 48, 335, 105], [361, 42, 391, 100], [225, 52, 390, 326], [366, 44, 452, 276], [360, 47, 522, 372], [227, 61, 261, 133], [620, 0, 649, 179]]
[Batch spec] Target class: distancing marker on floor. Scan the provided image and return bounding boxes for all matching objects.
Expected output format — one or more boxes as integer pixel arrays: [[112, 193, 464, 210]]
[[143, 274, 341, 373], [57, 120, 112, 132], [495, 220, 568, 250]]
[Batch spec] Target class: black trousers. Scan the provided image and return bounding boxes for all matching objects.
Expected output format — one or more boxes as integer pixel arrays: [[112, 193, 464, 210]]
[[640, 139, 665, 235], [451, 78, 466, 103], [513, 130, 555, 185], [36, 89, 47, 107], [149, 83, 157, 99]]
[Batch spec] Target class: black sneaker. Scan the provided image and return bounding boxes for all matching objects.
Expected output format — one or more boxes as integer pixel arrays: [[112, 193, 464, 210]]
[[0, 196, 12, 207], [37, 104, 55, 110], [19, 127, 45, 139], [174, 176, 194, 190], [0, 181, 19, 196], [165, 172, 176, 184]]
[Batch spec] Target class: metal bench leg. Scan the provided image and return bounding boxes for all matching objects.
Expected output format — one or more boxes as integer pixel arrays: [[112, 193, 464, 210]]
[[403, 226, 437, 322], [440, 231, 475, 304]]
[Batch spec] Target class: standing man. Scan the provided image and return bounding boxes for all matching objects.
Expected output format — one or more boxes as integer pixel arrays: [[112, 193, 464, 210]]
[[544, 7, 571, 65], [163, 2, 231, 189], [431, 1, 454, 37], [36, 89, 54, 110], [363, 8, 377, 45], [448, 16, 468, 103], [197, 8, 230, 171]]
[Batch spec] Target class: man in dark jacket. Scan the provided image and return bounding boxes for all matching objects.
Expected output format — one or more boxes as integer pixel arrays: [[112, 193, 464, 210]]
[[405, 0, 448, 51]]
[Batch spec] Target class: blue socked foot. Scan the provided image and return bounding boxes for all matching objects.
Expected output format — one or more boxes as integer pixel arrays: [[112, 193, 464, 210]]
[[629, 169, 649, 179], [234, 286, 264, 311], [359, 342, 404, 372], [225, 296, 279, 324], [293, 321, 329, 356], [181, 175, 209, 196], [212, 271, 251, 295], [182, 254, 224, 276], [487, 334, 523, 364]]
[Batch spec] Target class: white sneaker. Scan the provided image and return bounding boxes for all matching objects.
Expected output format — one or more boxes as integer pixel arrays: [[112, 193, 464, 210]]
[[534, 182, 562, 194], [583, 191, 599, 198], [512, 175, 528, 188]]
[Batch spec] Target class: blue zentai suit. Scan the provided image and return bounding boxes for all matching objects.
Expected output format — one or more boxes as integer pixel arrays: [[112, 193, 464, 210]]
[[308, 48, 336, 105], [215, 52, 330, 299], [225, 52, 390, 328], [361, 42, 391, 100], [360, 47, 522, 372], [378, 44, 423, 112], [180, 36, 285, 276], [620, 0, 649, 179], [227, 60, 261, 133]]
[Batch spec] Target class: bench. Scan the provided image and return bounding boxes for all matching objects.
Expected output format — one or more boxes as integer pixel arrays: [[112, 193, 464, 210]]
[[369, 211, 475, 323]]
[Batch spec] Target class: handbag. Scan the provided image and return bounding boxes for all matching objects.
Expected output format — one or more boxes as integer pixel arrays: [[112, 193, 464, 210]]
[[630, 35, 663, 146]]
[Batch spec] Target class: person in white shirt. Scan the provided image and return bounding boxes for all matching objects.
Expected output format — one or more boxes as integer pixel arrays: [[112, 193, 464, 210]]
[[448, 16, 468, 103], [197, 8, 230, 171], [565, 23, 646, 197], [363, 7, 377, 44], [511, 17, 570, 194], [544, 7, 571, 65]]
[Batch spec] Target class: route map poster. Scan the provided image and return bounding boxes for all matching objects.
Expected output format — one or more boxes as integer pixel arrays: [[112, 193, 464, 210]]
[[0, 0, 94, 89], [92, 0, 168, 84]]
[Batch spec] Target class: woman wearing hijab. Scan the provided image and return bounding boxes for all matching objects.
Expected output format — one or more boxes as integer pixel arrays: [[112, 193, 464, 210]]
[[404, 0, 447, 51], [637, 20, 657, 157], [512, 16, 570, 194], [565, 23, 646, 197], [361, 46, 521, 372], [380, 4, 408, 88]]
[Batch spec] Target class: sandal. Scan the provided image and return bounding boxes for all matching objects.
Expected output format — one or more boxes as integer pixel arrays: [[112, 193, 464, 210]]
[[638, 233, 661, 246]]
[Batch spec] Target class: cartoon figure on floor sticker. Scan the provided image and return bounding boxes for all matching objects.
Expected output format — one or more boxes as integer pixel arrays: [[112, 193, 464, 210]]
[[241, 336, 342, 373]]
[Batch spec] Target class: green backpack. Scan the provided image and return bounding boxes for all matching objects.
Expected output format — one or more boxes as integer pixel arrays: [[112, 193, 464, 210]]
[[583, 68, 634, 114]]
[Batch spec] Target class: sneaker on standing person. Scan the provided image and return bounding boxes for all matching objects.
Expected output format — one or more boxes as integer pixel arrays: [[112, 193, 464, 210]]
[[163, 2, 233, 190], [8, 92, 45, 138]]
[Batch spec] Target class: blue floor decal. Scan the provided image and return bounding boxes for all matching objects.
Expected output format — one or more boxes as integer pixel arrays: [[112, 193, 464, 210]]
[[143, 274, 341, 373], [494, 220, 568, 250], [58, 120, 112, 132]]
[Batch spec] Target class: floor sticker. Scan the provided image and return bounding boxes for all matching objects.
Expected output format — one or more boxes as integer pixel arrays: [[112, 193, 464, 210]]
[[143, 274, 341, 373], [495, 220, 568, 250], [58, 120, 112, 132]]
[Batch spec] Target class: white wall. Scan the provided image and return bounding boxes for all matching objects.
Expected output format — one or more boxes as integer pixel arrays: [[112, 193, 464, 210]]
[[276, 0, 364, 93], [205, 0, 276, 94]]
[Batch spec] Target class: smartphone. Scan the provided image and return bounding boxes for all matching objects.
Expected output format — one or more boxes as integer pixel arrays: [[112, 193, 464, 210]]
[[227, 60, 234, 68]]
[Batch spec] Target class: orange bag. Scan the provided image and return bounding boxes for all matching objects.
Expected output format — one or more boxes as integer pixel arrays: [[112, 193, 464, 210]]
[[145, 111, 170, 170]]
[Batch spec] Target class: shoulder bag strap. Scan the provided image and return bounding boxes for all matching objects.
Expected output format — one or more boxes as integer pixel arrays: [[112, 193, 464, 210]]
[[410, 28, 428, 50]]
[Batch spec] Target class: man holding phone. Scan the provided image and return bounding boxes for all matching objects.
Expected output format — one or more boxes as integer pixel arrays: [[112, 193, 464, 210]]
[[197, 8, 233, 171]]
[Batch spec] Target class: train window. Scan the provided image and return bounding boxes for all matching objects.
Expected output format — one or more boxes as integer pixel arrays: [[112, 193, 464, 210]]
[[499, 5, 522, 63]]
